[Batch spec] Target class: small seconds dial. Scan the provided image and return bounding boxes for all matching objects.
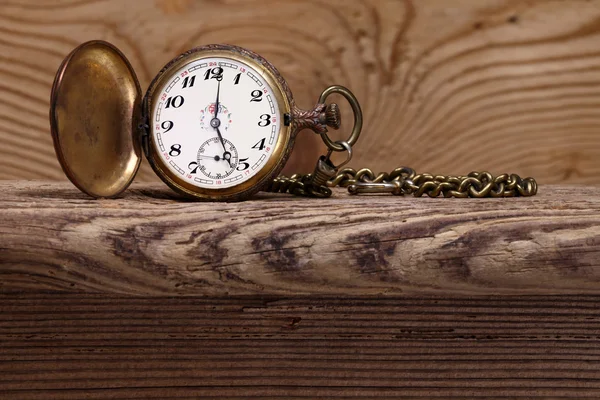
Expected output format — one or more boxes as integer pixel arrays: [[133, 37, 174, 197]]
[[151, 56, 281, 188], [197, 137, 239, 180]]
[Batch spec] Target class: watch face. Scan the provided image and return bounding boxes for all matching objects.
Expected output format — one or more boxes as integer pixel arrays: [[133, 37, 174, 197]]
[[150, 54, 285, 192]]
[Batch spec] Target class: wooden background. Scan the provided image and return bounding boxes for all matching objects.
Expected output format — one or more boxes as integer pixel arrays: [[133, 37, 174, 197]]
[[2, 0, 600, 185]]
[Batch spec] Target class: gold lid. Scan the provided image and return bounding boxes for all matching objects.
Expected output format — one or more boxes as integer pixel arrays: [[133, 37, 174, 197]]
[[50, 40, 142, 198]]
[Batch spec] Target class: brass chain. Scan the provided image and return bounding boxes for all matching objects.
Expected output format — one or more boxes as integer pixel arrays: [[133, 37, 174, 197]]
[[266, 167, 538, 198], [267, 86, 537, 198], [265, 173, 332, 198]]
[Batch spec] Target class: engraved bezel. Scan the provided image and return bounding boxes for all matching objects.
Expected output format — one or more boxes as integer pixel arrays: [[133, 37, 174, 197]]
[[143, 44, 295, 201]]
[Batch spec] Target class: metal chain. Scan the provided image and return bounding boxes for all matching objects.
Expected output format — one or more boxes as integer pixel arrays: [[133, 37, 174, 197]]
[[264, 173, 332, 198], [265, 167, 538, 198], [265, 85, 537, 198]]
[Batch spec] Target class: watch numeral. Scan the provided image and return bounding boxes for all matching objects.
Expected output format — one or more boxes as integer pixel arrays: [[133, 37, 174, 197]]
[[165, 96, 184, 109], [233, 73, 241, 85], [169, 144, 182, 157], [182, 75, 196, 88], [252, 138, 266, 151], [188, 161, 199, 174], [250, 90, 263, 102], [258, 114, 271, 127], [161, 121, 174, 133], [236, 158, 250, 171], [204, 67, 223, 81]]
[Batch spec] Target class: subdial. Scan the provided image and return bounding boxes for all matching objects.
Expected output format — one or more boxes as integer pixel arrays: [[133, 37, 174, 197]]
[[200, 102, 232, 132], [197, 137, 239, 180]]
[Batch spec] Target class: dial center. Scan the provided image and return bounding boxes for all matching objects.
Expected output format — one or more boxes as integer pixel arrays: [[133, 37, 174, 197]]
[[210, 118, 221, 128], [201, 103, 231, 132]]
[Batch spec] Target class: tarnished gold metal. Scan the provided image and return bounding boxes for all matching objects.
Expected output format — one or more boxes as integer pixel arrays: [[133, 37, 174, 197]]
[[317, 85, 363, 152], [50, 40, 537, 201], [339, 168, 538, 197], [307, 141, 352, 197], [50, 40, 142, 198], [321, 103, 341, 129], [268, 166, 538, 198], [267, 85, 537, 199], [51, 41, 349, 201]]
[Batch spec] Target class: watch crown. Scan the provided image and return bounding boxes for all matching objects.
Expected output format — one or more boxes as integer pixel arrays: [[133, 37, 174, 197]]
[[321, 103, 341, 130]]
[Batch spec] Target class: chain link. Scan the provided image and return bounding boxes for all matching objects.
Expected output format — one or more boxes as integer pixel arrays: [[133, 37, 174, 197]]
[[265, 167, 538, 198]]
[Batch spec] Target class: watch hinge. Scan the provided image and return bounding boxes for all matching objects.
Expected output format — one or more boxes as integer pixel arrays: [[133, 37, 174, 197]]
[[138, 100, 150, 158]]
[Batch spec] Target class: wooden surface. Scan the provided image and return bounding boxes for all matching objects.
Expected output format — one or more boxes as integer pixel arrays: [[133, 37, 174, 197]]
[[3, 182, 600, 398], [2, 295, 600, 398], [2, 0, 600, 184], [2, 181, 600, 296]]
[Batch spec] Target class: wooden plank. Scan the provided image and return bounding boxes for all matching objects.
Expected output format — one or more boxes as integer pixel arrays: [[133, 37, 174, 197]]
[[1, 0, 600, 184], [1, 295, 600, 398], [1, 181, 600, 296]]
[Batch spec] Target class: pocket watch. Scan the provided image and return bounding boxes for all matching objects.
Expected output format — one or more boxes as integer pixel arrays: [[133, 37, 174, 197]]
[[50, 40, 362, 201], [50, 40, 537, 200]]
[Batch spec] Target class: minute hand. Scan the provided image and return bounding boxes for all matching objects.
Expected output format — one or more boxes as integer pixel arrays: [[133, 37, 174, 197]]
[[215, 126, 226, 148], [212, 80, 227, 151], [214, 80, 221, 120]]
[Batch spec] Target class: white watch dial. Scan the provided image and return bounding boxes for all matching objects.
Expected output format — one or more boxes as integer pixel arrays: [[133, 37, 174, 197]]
[[151, 57, 281, 188]]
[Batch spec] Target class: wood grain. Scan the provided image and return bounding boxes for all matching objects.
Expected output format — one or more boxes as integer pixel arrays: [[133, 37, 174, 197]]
[[2, 181, 600, 296], [2, 295, 600, 398], [1, 0, 600, 184]]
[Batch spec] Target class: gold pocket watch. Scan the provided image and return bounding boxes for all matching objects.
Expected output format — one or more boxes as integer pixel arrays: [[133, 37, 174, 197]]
[[51, 40, 537, 201], [50, 40, 362, 201]]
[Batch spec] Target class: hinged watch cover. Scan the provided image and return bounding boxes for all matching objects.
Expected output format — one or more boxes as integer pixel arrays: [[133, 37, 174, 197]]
[[49, 40, 142, 198]]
